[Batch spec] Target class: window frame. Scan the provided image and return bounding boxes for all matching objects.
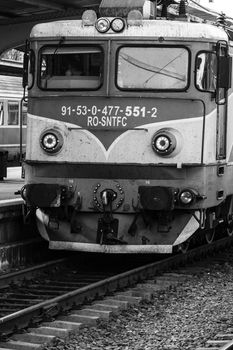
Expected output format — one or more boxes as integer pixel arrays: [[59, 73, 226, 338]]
[[195, 50, 217, 93], [37, 44, 105, 92], [7, 100, 20, 126], [28, 49, 35, 90], [115, 44, 191, 92], [0, 101, 4, 126], [21, 101, 28, 126]]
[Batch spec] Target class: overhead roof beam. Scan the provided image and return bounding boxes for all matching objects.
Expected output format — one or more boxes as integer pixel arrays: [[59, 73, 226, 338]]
[[14, 0, 67, 11], [0, 11, 21, 18], [0, 8, 83, 26], [71, 0, 100, 6]]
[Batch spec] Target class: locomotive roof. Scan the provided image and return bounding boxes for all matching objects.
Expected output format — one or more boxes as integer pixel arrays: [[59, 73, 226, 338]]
[[30, 19, 228, 42]]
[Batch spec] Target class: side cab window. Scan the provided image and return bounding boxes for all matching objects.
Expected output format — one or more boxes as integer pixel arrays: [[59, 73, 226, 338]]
[[215, 40, 232, 105], [195, 51, 217, 92], [195, 42, 232, 104], [23, 40, 35, 89]]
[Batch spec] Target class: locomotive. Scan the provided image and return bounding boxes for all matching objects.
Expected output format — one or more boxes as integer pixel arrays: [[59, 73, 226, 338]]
[[22, 0, 233, 253]]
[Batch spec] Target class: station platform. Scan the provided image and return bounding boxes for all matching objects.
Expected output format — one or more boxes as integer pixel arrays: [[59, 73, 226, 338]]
[[0, 167, 24, 201]]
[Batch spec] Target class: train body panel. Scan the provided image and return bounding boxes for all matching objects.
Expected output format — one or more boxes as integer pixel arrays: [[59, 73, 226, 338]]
[[22, 1, 233, 253], [30, 18, 228, 42], [0, 75, 27, 162], [26, 97, 204, 165]]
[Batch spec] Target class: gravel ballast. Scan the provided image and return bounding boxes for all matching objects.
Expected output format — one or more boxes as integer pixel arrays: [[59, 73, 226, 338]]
[[44, 259, 233, 350]]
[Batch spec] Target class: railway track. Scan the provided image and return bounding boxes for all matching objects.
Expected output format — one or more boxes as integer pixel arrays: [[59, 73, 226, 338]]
[[1, 237, 233, 349], [197, 336, 233, 350]]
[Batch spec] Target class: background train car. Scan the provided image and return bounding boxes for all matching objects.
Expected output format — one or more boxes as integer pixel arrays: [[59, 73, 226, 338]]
[[22, 0, 233, 254], [0, 74, 27, 164]]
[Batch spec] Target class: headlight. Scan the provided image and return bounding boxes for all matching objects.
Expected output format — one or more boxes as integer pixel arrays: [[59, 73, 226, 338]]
[[179, 189, 195, 205], [95, 18, 110, 33], [82, 9, 97, 26], [152, 130, 176, 156], [154, 135, 170, 152], [111, 18, 125, 33], [40, 129, 63, 154]]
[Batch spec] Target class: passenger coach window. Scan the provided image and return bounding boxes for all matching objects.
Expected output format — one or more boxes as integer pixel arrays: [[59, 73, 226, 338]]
[[117, 46, 189, 90], [0, 102, 4, 125], [8, 101, 19, 125], [39, 46, 103, 90], [196, 52, 217, 92], [22, 102, 27, 125]]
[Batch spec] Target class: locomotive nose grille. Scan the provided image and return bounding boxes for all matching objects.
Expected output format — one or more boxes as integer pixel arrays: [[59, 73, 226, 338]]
[[22, 184, 62, 207]]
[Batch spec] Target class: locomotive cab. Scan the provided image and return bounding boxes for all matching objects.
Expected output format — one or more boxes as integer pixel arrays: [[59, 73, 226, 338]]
[[22, 0, 233, 253]]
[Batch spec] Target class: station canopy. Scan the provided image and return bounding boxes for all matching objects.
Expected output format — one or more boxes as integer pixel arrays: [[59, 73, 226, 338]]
[[0, 0, 102, 25], [0, 1, 232, 59], [0, 0, 232, 77], [0, 0, 226, 26]]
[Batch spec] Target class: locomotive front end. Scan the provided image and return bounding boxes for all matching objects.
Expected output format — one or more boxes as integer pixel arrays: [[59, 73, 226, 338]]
[[22, 0, 233, 253]]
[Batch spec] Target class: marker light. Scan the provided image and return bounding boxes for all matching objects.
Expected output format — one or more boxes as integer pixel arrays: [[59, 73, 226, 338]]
[[95, 18, 111, 33], [82, 10, 97, 26], [152, 130, 176, 156], [179, 189, 195, 205], [111, 18, 125, 33], [127, 10, 143, 26], [40, 129, 63, 154]]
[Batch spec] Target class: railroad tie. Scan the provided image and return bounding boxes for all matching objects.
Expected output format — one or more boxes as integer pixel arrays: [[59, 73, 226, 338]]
[[196, 348, 220, 350], [72, 308, 111, 319], [59, 314, 99, 326], [207, 339, 232, 346], [43, 320, 83, 330], [28, 326, 70, 338], [0, 340, 42, 349], [89, 303, 120, 313]]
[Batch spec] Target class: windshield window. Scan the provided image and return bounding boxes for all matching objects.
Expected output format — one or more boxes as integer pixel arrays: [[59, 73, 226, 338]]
[[117, 46, 189, 90], [39, 46, 103, 90]]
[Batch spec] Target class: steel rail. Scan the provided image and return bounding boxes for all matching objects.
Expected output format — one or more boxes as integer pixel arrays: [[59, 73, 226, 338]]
[[1, 236, 233, 336], [0, 258, 67, 288], [221, 341, 233, 350]]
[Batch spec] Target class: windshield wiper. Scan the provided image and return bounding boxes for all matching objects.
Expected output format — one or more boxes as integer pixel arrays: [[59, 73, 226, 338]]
[[143, 52, 185, 86], [53, 36, 66, 55], [120, 52, 186, 82]]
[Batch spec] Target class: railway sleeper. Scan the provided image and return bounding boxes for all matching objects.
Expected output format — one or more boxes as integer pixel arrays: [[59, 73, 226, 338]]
[[112, 294, 142, 304], [28, 326, 70, 338], [196, 348, 220, 350], [0, 265, 205, 349], [0, 283, 157, 348], [0, 340, 42, 349], [72, 308, 111, 319], [12, 332, 55, 344], [196, 336, 233, 350], [124, 289, 153, 301], [58, 314, 99, 326], [43, 320, 83, 330], [207, 340, 232, 347], [215, 333, 233, 339], [87, 303, 120, 313], [209, 335, 233, 348]]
